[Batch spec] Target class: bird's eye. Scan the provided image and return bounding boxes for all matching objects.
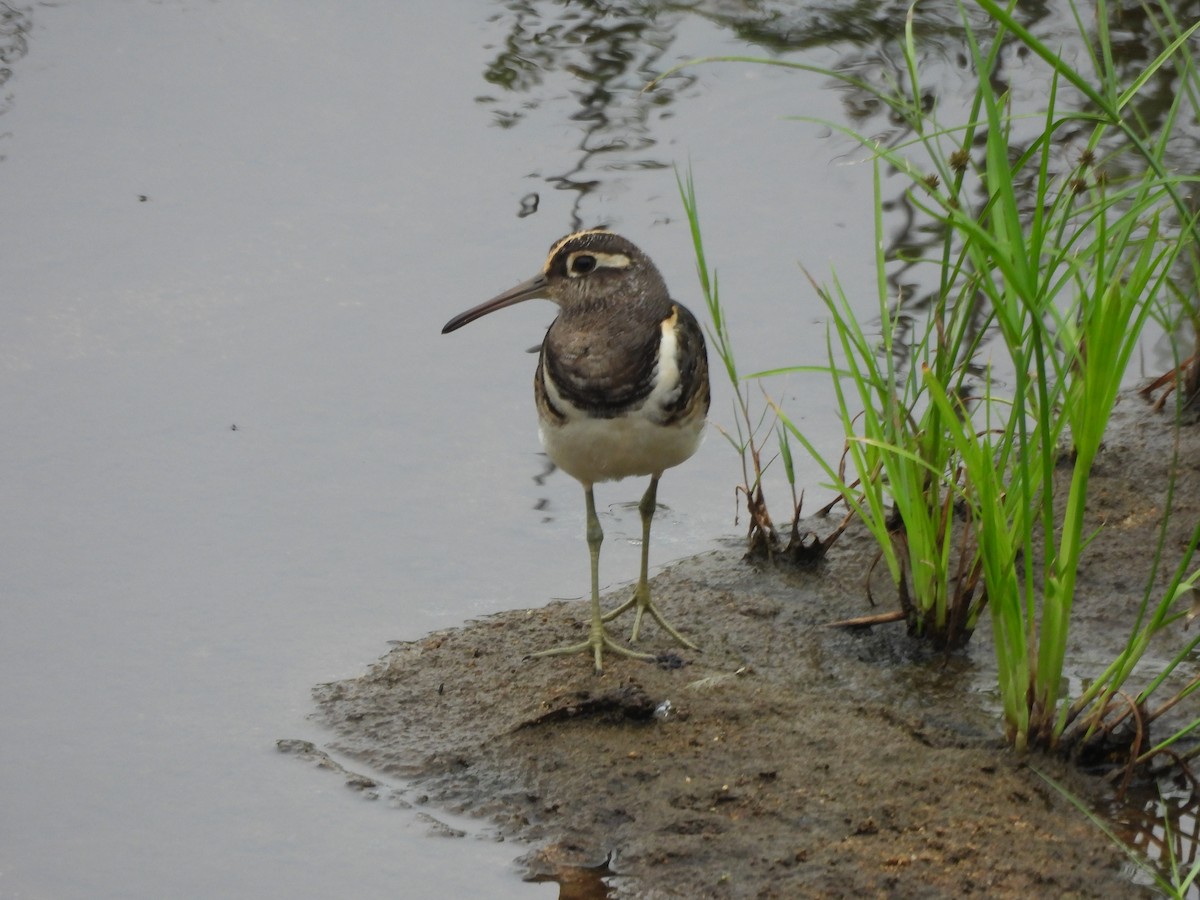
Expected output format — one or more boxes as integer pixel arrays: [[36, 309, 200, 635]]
[[571, 254, 597, 275]]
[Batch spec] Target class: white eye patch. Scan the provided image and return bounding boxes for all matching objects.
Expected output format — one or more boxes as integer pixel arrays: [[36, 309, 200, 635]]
[[567, 251, 631, 276]]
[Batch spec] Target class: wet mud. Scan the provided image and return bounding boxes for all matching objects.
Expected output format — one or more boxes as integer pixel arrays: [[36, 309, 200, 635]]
[[295, 397, 1199, 897]]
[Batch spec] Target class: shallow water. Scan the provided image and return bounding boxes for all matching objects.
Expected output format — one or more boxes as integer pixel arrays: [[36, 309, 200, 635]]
[[1, 1, 1195, 897]]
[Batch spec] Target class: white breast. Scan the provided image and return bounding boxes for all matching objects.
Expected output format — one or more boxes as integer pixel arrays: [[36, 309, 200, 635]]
[[538, 313, 704, 485], [538, 410, 705, 485]]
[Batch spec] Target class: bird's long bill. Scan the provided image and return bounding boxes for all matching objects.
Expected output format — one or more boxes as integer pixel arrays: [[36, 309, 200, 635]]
[[441, 274, 549, 334]]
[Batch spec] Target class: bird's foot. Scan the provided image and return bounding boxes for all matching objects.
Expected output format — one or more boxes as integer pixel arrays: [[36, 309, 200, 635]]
[[602, 585, 699, 651], [528, 620, 657, 674]]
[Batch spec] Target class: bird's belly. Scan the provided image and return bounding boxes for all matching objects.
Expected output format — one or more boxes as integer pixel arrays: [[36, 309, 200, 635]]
[[538, 412, 705, 485]]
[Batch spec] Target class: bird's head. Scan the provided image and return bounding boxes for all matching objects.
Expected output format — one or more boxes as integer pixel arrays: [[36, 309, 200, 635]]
[[441, 230, 668, 334]]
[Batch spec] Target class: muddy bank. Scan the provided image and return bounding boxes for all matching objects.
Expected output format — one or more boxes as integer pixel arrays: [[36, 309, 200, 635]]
[[295, 398, 1199, 897]]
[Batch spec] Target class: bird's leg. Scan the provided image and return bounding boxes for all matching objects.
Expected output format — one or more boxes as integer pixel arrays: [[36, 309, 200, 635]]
[[529, 484, 656, 673], [602, 476, 699, 650]]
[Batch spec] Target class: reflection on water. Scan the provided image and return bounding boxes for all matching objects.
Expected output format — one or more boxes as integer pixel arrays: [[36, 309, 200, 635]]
[[1112, 772, 1199, 898], [525, 853, 615, 900], [0, 1, 31, 117], [479, 0, 694, 229]]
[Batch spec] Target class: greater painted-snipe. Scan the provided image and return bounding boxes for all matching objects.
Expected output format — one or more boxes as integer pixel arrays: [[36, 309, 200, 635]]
[[442, 230, 710, 672]]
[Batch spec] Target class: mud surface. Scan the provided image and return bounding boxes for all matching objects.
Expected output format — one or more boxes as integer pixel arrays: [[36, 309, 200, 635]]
[[300, 398, 1199, 897]]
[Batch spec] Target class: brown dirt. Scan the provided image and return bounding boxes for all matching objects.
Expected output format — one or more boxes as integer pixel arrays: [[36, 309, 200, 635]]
[[292, 396, 1200, 898]]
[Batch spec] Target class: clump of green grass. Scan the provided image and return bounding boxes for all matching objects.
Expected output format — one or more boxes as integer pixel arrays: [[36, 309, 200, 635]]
[[914, 0, 1200, 758], [662, 0, 1200, 772]]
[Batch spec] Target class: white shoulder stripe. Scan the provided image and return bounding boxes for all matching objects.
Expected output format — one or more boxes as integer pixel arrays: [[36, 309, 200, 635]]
[[646, 307, 683, 412]]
